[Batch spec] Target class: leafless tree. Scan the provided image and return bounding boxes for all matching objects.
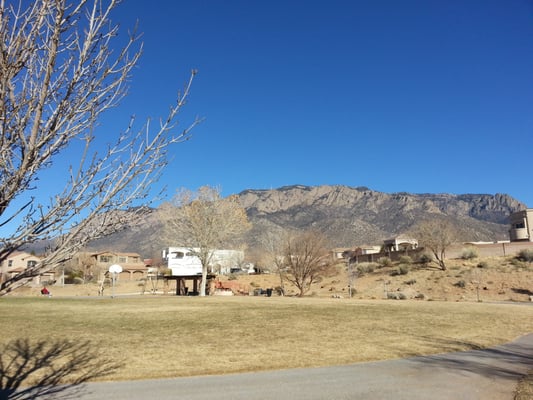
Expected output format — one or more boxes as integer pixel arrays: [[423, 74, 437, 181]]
[[411, 219, 458, 270], [259, 228, 291, 296], [0, 1, 199, 295], [282, 230, 331, 297], [160, 186, 250, 296]]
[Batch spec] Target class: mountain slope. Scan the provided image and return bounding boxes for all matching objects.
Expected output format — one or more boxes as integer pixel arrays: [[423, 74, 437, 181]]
[[86, 185, 525, 256], [238, 185, 524, 248]]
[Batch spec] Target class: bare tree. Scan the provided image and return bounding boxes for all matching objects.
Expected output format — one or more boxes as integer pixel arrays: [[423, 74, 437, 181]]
[[160, 186, 250, 296], [259, 228, 290, 296], [0, 0, 199, 295], [282, 230, 331, 297], [411, 219, 458, 270]]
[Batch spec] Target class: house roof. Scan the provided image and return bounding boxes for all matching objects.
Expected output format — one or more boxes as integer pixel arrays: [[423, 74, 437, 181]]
[[90, 251, 142, 257]]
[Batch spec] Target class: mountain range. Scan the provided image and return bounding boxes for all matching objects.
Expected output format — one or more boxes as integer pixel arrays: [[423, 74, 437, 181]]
[[88, 185, 525, 258]]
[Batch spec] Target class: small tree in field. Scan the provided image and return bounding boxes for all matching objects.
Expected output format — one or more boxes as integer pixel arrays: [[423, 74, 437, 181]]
[[160, 186, 250, 296], [259, 228, 291, 296], [282, 230, 331, 297], [411, 219, 458, 270], [0, 0, 199, 295]]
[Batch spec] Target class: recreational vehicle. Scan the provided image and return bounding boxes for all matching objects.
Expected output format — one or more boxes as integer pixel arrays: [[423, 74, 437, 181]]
[[162, 247, 202, 276]]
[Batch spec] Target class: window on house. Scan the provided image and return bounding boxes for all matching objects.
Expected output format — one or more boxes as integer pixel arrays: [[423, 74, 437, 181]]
[[99, 255, 112, 263], [27, 260, 37, 268], [8, 260, 13, 267], [118, 257, 127, 263]]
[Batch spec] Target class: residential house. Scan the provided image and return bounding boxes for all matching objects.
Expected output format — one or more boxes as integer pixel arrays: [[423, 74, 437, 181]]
[[383, 237, 418, 253], [76, 251, 148, 281], [510, 208, 533, 242], [0, 251, 55, 286]]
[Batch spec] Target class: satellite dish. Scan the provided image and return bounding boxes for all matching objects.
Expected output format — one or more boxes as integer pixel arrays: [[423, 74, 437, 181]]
[[109, 264, 123, 274]]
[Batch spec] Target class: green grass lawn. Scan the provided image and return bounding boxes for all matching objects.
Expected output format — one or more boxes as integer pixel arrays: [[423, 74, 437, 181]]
[[1, 296, 533, 383]]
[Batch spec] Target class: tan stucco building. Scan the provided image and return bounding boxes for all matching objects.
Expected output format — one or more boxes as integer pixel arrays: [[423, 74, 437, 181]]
[[509, 209, 533, 242], [0, 251, 55, 285], [75, 251, 148, 281]]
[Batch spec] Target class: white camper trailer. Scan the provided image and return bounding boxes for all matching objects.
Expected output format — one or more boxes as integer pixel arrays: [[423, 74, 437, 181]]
[[162, 247, 202, 276]]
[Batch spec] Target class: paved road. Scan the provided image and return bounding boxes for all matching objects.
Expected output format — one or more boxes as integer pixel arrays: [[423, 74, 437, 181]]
[[26, 333, 533, 400]]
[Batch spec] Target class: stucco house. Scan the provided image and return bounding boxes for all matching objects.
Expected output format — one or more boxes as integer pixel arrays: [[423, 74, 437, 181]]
[[75, 251, 148, 281], [510, 209, 533, 242], [383, 237, 418, 252], [0, 251, 55, 286]]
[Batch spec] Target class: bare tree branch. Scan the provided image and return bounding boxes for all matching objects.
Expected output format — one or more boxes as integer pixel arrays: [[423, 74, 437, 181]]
[[0, 0, 199, 295], [410, 218, 459, 270], [282, 230, 331, 297], [159, 186, 250, 296]]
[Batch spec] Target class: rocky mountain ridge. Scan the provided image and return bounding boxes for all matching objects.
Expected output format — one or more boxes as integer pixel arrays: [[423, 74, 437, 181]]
[[87, 185, 525, 256], [239, 185, 524, 248]]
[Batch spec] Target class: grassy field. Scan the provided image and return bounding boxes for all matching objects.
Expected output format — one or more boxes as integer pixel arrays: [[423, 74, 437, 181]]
[[1, 296, 533, 385]]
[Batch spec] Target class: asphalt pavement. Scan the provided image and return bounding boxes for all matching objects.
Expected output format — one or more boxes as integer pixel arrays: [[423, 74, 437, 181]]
[[18, 333, 533, 400]]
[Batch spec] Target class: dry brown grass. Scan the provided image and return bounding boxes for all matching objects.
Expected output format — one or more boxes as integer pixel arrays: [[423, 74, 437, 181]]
[[1, 296, 532, 384], [515, 371, 533, 400]]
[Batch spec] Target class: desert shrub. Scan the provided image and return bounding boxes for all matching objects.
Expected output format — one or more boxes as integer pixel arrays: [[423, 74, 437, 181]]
[[454, 280, 466, 288], [227, 274, 238, 281], [398, 255, 413, 265], [414, 293, 425, 300], [72, 277, 84, 285], [404, 279, 417, 285], [417, 253, 433, 265], [461, 247, 478, 260], [510, 258, 527, 268], [517, 249, 533, 263], [477, 261, 488, 269], [387, 292, 407, 300], [357, 262, 377, 274], [390, 265, 409, 276], [377, 257, 393, 268]]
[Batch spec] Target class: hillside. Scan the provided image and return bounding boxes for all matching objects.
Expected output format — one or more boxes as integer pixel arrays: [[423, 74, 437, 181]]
[[239, 185, 524, 249], [86, 185, 525, 257]]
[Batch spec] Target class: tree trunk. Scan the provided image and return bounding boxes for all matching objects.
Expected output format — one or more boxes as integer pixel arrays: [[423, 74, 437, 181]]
[[199, 265, 207, 296]]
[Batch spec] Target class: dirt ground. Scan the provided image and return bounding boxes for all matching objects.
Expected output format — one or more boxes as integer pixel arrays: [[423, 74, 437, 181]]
[[14, 255, 532, 303], [224, 257, 533, 302]]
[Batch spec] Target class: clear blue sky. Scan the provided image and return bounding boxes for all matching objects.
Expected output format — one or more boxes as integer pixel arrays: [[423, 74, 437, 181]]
[[106, 0, 533, 205]]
